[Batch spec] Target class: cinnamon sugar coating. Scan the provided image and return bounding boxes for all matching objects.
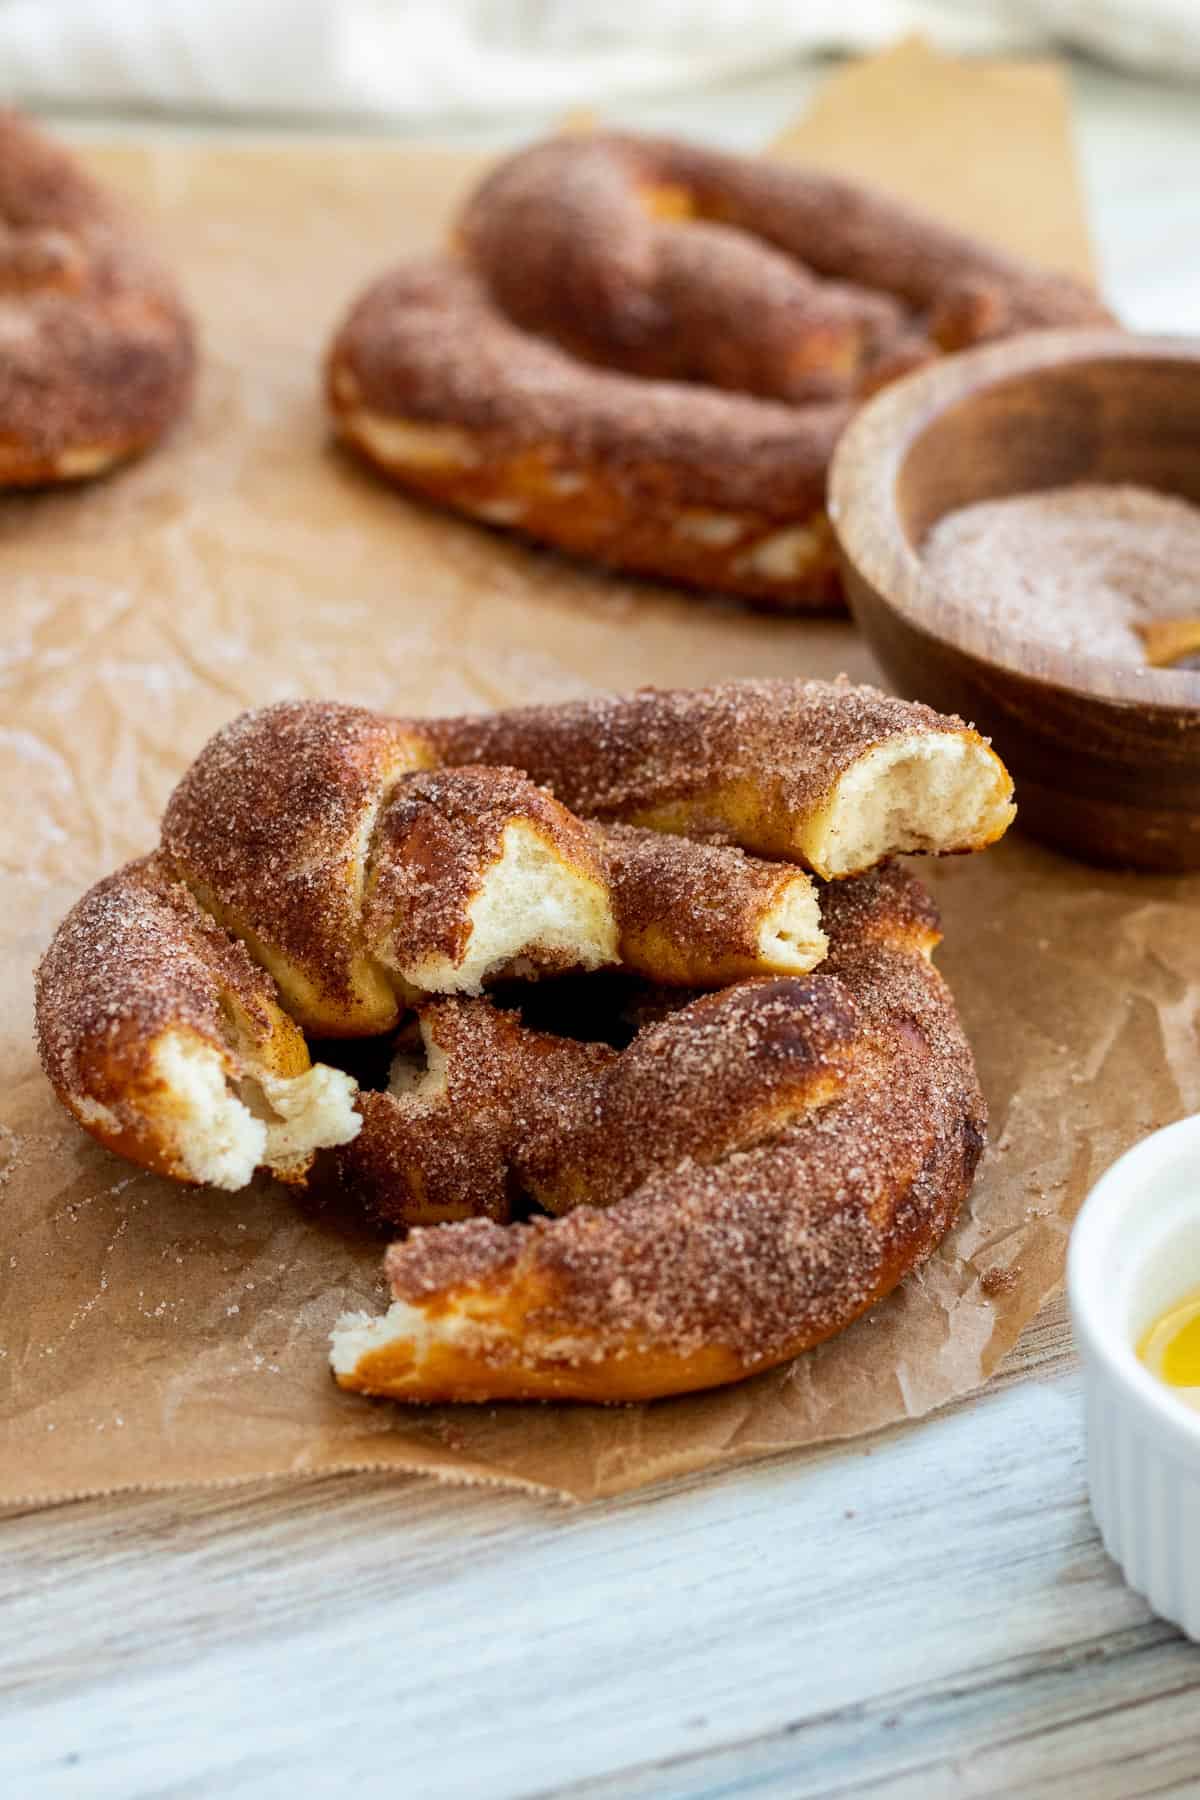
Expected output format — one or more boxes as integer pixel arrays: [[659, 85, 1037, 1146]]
[[520, 974, 860, 1214], [157, 681, 1006, 1035], [36, 681, 1004, 1400], [332, 973, 857, 1230], [336, 862, 984, 1402], [327, 130, 1110, 609], [365, 765, 610, 983], [596, 822, 827, 983], [330, 999, 618, 1229], [0, 112, 193, 483], [432, 675, 1001, 863], [34, 854, 309, 1181], [460, 134, 1107, 397], [40, 678, 1010, 1218], [331, 259, 844, 514], [162, 701, 438, 1035], [342, 859, 943, 1239], [433, 676, 926, 813], [36, 854, 289, 1093]]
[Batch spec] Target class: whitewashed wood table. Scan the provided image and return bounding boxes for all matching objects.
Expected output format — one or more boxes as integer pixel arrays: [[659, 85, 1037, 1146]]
[[5, 59, 1200, 1800]]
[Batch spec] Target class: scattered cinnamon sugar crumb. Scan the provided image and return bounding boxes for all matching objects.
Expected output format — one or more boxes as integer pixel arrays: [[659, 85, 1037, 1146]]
[[980, 1265, 1019, 1297]]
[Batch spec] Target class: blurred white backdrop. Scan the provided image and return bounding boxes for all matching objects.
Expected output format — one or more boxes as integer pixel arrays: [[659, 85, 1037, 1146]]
[[0, 0, 1196, 122]]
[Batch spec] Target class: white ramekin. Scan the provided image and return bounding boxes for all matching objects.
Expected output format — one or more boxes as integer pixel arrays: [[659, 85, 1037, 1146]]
[[1069, 1114, 1200, 1638]]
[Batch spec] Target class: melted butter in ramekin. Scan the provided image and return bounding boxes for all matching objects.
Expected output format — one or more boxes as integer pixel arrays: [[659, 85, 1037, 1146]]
[[1139, 1290, 1200, 1411]]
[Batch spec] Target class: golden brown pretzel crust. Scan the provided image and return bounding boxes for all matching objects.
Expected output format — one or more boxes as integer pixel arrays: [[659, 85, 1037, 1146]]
[[330, 999, 621, 1229], [34, 678, 1005, 1404], [155, 681, 1012, 1016], [459, 134, 1106, 391], [32, 855, 354, 1187], [595, 822, 826, 985], [327, 130, 1111, 610], [327, 969, 859, 1232], [0, 112, 193, 484], [162, 701, 439, 1036], [332, 863, 985, 1403], [432, 675, 1015, 870], [328, 261, 846, 608], [38, 679, 1011, 1208], [433, 677, 948, 825]]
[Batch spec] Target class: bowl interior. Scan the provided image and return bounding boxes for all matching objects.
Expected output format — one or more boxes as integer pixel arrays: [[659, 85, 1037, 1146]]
[[1114, 1184, 1200, 1349], [1128, 1215, 1200, 1353], [895, 353, 1200, 550]]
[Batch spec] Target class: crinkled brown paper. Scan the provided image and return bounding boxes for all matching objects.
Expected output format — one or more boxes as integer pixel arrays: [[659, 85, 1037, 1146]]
[[2, 41, 1197, 1505]]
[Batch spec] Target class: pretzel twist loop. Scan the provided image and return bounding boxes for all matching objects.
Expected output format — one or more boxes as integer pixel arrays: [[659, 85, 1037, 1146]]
[[327, 131, 1111, 611], [0, 112, 193, 486]]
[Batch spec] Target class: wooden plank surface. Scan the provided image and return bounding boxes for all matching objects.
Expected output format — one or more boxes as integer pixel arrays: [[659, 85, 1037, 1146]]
[[3, 1334, 1199, 1800]]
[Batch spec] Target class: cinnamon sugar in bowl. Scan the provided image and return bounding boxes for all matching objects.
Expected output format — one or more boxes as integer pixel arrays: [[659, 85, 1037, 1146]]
[[830, 330, 1200, 871]]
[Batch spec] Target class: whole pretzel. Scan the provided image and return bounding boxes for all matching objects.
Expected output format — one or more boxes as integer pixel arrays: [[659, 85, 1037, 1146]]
[[327, 131, 1111, 611], [35, 679, 1012, 1402], [0, 113, 193, 485]]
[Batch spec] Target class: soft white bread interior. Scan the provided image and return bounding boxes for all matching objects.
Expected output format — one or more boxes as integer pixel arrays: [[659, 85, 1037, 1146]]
[[754, 879, 827, 971], [147, 1031, 360, 1190], [387, 819, 619, 996], [799, 731, 1016, 878], [331, 1299, 475, 1382], [593, 823, 829, 987]]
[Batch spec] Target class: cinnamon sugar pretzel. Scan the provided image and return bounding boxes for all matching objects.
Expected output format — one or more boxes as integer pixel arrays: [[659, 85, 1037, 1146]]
[[0, 112, 193, 485], [327, 131, 1111, 611], [332, 863, 985, 1401], [35, 678, 1013, 1402]]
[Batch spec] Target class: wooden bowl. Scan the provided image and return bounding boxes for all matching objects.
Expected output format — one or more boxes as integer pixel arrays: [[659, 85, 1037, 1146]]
[[829, 330, 1200, 871]]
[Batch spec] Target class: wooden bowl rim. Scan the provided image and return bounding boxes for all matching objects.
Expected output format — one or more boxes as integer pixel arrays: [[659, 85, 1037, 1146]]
[[829, 328, 1200, 714]]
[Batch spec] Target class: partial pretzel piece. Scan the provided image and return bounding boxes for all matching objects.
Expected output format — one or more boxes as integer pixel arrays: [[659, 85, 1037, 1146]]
[[327, 130, 1111, 611], [162, 702, 440, 1036], [433, 677, 1016, 876], [364, 766, 618, 997], [330, 1000, 619, 1229], [34, 856, 359, 1189], [331, 863, 984, 1403], [0, 112, 193, 485], [329, 972, 857, 1232], [597, 822, 827, 983]]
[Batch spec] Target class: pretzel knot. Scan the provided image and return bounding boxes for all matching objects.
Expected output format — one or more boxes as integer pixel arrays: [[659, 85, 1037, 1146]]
[[35, 678, 1014, 1403], [326, 131, 1111, 613], [0, 112, 193, 486]]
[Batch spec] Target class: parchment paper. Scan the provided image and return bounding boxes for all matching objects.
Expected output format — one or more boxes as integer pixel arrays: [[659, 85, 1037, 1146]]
[[2, 43, 1197, 1506]]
